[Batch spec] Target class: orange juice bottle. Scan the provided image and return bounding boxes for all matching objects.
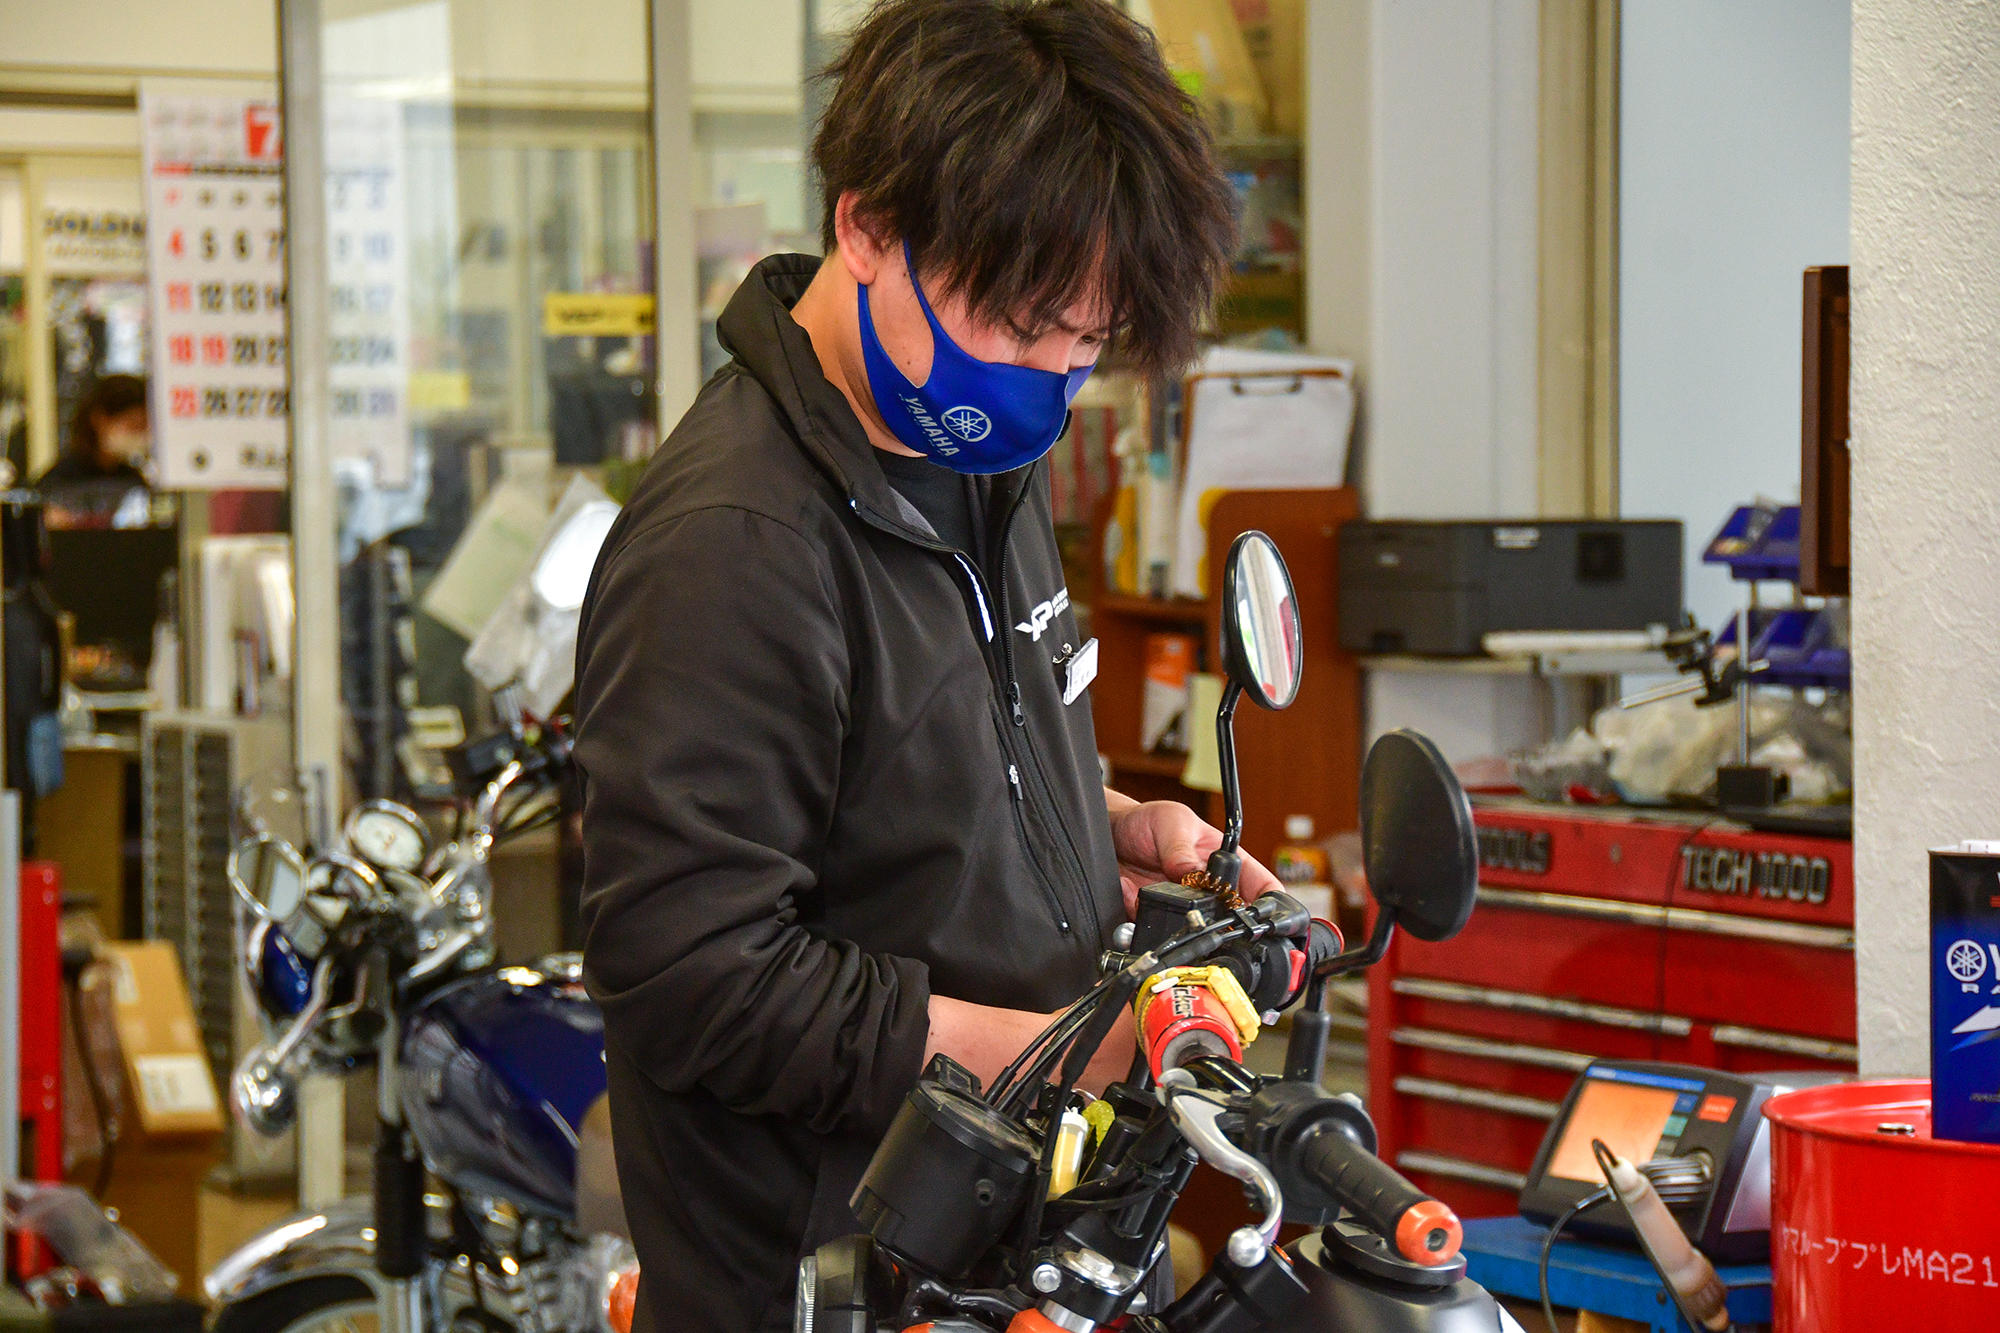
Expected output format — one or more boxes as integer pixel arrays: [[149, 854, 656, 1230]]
[[1272, 814, 1335, 925]]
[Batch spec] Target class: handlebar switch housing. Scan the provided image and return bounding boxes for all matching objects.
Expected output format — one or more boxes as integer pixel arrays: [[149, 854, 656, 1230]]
[[1239, 1083, 1377, 1227]]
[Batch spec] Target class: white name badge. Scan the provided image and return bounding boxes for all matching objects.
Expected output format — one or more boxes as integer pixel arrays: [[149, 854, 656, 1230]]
[[1062, 637, 1099, 706]]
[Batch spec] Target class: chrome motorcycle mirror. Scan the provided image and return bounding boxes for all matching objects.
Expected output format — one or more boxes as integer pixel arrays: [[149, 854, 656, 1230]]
[[227, 832, 308, 923], [1220, 529, 1303, 711]]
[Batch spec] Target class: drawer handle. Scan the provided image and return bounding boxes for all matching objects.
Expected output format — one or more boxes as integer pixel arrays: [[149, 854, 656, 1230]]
[[1477, 885, 1855, 951], [1391, 1025, 1595, 1072], [1393, 1075, 1560, 1121], [1395, 1150, 1528, 1194], [1391, 976, 1694, 1037], [1711, 1024, 1858, 1063]]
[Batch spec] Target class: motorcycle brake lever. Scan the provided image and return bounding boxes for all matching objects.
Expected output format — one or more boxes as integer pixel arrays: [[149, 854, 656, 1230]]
[[1157, 1071, 1283, 1265]]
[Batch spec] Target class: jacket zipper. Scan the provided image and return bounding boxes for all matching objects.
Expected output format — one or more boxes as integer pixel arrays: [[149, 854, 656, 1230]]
[[848, 483, 1100, 942], [988, 473, 1105, 946], [1005, 754, 1071, 933]]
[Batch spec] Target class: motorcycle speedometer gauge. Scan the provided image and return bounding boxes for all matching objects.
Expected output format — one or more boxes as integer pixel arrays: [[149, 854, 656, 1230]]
[[343, 799, 430, 872]]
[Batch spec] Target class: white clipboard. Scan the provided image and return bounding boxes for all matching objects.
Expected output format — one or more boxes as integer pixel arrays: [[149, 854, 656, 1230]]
[[1169, 351, 1355, 598]]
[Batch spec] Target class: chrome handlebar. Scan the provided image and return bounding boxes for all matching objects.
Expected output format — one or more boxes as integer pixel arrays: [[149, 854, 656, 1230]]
[[231, 956, 336, 1136]]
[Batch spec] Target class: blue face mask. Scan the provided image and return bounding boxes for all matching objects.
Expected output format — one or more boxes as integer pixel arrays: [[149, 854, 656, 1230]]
[[857, 244, 1094, 475]]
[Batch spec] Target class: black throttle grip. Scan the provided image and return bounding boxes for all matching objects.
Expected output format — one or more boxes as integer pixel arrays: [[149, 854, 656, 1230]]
[[1298, 1127, 1462, 1265]]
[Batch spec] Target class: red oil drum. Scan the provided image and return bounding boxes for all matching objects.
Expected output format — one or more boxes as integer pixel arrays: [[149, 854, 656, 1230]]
[[1765, 1080, 2000, 1330]]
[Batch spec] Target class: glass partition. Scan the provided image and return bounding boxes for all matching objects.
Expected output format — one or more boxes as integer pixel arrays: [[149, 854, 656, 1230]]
[[298, 0, 658, 807]]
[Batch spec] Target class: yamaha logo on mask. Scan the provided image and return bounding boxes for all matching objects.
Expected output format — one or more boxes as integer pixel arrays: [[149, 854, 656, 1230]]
[[942, 406, 991, 442]]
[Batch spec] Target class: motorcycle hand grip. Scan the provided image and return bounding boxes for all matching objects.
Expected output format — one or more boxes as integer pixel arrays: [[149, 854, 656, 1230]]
[[1298, 1127, 1462, 1266]]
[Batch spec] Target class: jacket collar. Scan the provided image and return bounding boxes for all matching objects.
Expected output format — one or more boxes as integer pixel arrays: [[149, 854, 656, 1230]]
[[715, 254, 1035, 545]]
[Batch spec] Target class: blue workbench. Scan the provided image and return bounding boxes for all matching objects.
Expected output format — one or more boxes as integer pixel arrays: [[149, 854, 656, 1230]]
[[1461, 1216, 1772, 1333]]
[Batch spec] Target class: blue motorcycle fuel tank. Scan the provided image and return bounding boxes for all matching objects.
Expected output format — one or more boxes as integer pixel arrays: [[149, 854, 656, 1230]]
[[401, 956, 605, 1218]]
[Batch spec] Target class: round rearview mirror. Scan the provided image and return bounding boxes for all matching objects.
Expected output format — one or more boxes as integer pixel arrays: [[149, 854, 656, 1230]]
[[227, 833, 307, 922], [1220, 531, 1303, 711], [531, 500, 621, 613], [1359, 730, 1478, 943]]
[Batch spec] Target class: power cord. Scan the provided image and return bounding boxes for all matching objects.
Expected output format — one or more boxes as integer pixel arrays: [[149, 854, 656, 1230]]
[[1539, 1187, 1609, 1333], [1538, 1153, 1718, 1333]]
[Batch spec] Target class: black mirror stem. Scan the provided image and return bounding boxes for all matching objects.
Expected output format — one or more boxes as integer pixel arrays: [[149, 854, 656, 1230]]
[[1213, 679, 1244, 858], [1306, 909, 1398, 1008]]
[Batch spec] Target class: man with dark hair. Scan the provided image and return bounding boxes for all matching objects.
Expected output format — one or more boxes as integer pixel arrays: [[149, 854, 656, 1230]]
[[574, 2, 1257, 1326]]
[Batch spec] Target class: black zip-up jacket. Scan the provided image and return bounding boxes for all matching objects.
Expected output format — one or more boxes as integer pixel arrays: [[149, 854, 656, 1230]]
[[574, 255, 1123, 1331]]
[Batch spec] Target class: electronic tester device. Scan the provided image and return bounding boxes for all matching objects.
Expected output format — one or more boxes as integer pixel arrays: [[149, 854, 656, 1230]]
[[1517, 1061, 1791, 1264]]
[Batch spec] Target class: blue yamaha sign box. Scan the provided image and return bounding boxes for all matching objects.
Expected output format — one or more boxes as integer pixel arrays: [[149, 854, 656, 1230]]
[[1932, 842, 2000, 1144]]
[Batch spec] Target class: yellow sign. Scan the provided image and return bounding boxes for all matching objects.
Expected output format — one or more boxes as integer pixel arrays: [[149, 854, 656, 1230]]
[[407, 371, 472, 411], [542, 292, 655, 336]]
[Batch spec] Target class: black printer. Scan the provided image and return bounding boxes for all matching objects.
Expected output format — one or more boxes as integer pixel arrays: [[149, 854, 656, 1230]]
[[1337, 519, 1683, 657]]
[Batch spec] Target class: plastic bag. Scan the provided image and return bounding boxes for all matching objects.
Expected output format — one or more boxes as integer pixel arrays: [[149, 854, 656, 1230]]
[[464, 475, 619, 719], [3, 1181, 179, 1303], [1594, 691, 1851, 805]]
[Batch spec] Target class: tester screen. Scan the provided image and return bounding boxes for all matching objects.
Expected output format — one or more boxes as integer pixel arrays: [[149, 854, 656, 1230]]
[[1547, 1078, 1680, 1183]]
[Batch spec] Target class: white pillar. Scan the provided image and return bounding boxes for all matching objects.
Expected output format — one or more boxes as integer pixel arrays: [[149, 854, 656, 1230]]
[[1850, 2, 2000, 1076]]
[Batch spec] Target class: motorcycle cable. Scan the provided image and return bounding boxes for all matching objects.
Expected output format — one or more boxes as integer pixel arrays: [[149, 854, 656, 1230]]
[[999, 915, 1254, 1117], [1007, 914, 1240, 1266], [990, 991, 1105, 1112]]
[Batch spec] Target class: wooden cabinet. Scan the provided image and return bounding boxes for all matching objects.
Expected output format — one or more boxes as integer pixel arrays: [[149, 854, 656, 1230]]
[[1086, 487, 1364, 869]]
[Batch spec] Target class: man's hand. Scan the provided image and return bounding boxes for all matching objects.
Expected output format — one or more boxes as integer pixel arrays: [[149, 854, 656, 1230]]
[[1104, 790, 1282, 919]]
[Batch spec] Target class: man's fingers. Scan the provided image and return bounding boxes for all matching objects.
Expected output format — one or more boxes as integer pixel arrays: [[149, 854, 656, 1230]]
[[1160, 838, 1204, 874], [1236, 850, 1283, 901]]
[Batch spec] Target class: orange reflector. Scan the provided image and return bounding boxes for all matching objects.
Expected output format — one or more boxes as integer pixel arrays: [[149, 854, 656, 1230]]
[[607, 1267, 639, 1333]]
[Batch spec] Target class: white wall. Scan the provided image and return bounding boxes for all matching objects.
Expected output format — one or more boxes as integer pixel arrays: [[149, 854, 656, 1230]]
[[1617, 1, 1851, 633], [0, 0, 797, 111], [1366, 0, 1540, 522], [0, 0, 278, 77], [1353, 0, 1544, 761], [1850, 2, 2000, 1076]]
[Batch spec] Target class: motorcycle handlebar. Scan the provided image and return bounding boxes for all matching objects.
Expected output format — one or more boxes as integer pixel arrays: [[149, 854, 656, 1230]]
[[1296, 1126, 1462, 1266]]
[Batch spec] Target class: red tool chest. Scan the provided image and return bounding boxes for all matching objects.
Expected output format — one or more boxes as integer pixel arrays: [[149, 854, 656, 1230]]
[[1367, 799, 1855, 1220], [18, 860, 63, 1182]]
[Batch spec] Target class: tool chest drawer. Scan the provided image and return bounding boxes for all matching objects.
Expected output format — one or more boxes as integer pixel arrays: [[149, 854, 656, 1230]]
[[1369, 801, 1855, 1218]]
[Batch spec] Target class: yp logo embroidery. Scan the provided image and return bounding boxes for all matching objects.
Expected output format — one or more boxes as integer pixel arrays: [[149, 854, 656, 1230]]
[[1016, 587, 1071, 642]]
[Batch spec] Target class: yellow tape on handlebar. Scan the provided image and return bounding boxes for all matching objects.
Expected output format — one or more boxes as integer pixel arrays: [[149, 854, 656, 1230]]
[[1134, 965, 1263, 1048]]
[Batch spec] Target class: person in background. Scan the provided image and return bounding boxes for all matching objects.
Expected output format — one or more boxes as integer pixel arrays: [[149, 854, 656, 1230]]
[[35, 373, 153, 528]]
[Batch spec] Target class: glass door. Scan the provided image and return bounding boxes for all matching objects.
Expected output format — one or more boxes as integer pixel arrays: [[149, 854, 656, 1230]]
[[287, 0, 658, 813], [279, 0, 661, 1203]]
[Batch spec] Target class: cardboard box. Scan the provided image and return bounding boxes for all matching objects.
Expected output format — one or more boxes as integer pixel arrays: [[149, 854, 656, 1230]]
[[99, 943, 223, 1140], [1146, 0, 1269, 137], [1230, 0, 1302, 137], [94, 943, 225, 1295]]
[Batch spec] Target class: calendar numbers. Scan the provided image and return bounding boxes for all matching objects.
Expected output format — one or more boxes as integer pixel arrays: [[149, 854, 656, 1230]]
[[144, 91, 292, 488]]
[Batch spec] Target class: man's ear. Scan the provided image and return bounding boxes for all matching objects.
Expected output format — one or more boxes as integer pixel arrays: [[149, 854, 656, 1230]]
[[832, 191, 894, 287]]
